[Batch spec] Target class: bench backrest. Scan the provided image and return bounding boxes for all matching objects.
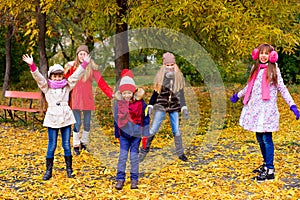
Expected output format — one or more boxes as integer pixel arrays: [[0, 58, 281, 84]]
[[5, 91, 42, 100]]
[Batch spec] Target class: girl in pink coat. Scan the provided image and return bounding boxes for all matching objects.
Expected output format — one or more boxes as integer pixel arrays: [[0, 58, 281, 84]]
[[230, 43, 299, 182], [64, 45, 113, 155]]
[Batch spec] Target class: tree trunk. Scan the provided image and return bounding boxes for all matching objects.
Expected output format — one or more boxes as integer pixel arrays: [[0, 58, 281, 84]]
[[2, 24, 14, 96], [115, 0, 129, 82], [36, 1, 48, 77], [36, 1, 48, 110]]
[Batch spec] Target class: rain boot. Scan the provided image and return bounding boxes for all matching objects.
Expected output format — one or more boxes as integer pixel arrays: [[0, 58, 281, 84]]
[[139, 135, 155, 162], [42, 157, 54, 180], [64, 156, 74, 178], [174, 135, 188, 161], [81, 130, 90, 152], [73, 131, 81, 155]]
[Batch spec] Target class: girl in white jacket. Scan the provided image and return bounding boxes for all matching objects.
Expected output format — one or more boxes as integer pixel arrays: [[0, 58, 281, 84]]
[[22, 54, 90, 180]]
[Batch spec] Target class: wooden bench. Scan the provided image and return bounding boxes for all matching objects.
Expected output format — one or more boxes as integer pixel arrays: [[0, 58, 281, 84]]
[[0, 91, 45, 127]]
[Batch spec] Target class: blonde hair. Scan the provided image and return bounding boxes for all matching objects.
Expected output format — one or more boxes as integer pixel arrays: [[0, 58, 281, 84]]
[[65, 58, 99, 82], [153, 64, 185, 93]]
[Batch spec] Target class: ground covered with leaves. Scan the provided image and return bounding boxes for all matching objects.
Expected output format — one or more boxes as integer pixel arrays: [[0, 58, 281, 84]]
[[0, 86, 299, 199]]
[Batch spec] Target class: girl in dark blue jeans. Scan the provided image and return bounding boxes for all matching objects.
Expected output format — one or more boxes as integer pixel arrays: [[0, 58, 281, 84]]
[[22, 54, 90, 180], [230, 44, 299, 182], [113, 69, 149, 190]]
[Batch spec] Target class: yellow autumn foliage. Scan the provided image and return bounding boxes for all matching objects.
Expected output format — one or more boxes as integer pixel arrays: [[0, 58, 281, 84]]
[[0, 86, 299, 199]]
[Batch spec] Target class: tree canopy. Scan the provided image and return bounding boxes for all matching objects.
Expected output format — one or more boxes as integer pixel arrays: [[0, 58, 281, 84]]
[[0, 0, 299, 88]]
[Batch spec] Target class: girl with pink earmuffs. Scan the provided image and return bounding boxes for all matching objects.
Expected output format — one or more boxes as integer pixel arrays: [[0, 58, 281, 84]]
[[230, 43, 299, 182]]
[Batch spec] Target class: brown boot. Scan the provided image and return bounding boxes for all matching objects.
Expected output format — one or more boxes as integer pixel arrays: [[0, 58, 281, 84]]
[[131, 180, 138, 189], [115, 180, 125, 190]]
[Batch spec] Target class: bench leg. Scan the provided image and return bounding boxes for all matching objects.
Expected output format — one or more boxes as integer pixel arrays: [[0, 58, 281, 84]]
[[7, 110, 14, 121]]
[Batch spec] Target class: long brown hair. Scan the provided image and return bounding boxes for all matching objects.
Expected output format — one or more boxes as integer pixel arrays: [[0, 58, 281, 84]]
[[153, 64, 185, 93], [249, 44, 278, 86]]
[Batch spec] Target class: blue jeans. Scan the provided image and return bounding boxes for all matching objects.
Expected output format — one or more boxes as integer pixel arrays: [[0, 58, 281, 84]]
[[256, 132, 274, 169], [46, 126, 72, 158], [73, 110, 91, 132], [150, 110, 180, 136], [116, 135, 141, 181]]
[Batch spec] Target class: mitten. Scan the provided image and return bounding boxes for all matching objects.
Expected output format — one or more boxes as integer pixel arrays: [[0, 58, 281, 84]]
[[181, 106, 189, 120], [142, 136, 148, 149], [290, 105, 300, 120], [230, 93, 239, 103], [145, 105, 153, 116], [81, 55, 91, 69]]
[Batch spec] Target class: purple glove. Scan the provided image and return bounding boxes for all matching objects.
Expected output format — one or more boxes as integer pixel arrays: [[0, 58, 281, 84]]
[[290, 105, 300, 120], [230, 93, 239, 103]]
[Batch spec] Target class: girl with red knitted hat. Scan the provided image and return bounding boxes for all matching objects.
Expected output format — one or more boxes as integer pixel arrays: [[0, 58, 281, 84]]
[[230, 43, 299, 182], [113, 69, 150, 190]]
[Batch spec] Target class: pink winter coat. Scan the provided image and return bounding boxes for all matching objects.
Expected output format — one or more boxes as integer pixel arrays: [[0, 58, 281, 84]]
[[65, 61, 113, 111], [237, 65, 295, 132]]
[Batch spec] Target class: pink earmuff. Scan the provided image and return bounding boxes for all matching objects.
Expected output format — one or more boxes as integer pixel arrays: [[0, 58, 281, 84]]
[[269, 51, 278, 63], [251, 44, 278, 63]]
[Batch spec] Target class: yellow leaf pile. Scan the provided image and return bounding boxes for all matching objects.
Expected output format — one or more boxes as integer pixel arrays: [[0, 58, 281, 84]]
[[0, 86, 299, 199]]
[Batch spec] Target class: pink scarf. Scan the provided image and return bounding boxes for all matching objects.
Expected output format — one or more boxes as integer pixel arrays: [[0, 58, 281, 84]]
[[48, 79, 67, 89], [243, 64, 270, 105]]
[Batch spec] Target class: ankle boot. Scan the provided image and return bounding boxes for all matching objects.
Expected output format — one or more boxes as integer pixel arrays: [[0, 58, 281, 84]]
[[115, 180, 125, 190], [174, 135, 188, 161], [64, 156, 74, 178], [42, 158, 54, 180], [139, 135, 155, 162], [131, 179, 138, 189]]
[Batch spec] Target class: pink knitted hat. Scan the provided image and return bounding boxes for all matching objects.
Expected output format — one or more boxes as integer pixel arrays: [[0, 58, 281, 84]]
[[163, 52, 176, 65]]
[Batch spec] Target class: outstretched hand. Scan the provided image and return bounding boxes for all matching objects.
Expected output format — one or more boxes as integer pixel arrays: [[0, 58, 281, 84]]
[[22, 54, 33, 65], [290, 105, 300, 120], [230, 93, 239, 103], [182, 108, 189, 120], [84, 54, 91, 63], [81, 54, 91, 69]]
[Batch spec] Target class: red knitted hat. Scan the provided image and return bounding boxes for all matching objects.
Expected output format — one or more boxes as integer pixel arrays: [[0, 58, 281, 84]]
[[120, 69, 134, 78], [119, 69, 136, 93]]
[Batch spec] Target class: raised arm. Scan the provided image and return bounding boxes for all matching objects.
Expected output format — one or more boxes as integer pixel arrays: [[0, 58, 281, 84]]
[[22, 54, 48, 93], [22, 54, 37, 72]]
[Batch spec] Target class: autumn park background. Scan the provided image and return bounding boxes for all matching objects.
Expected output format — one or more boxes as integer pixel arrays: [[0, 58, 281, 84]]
[[0, 0, 300, 199]]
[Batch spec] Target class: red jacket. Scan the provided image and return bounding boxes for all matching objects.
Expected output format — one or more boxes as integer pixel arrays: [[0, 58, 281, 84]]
[[65, 63, 113, 110]]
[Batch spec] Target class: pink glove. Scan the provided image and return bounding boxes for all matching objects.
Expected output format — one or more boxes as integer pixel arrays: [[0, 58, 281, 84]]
[[80, 55, 91, 69], [22, 54, 37, 72], [29, 63, 37, 72]]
